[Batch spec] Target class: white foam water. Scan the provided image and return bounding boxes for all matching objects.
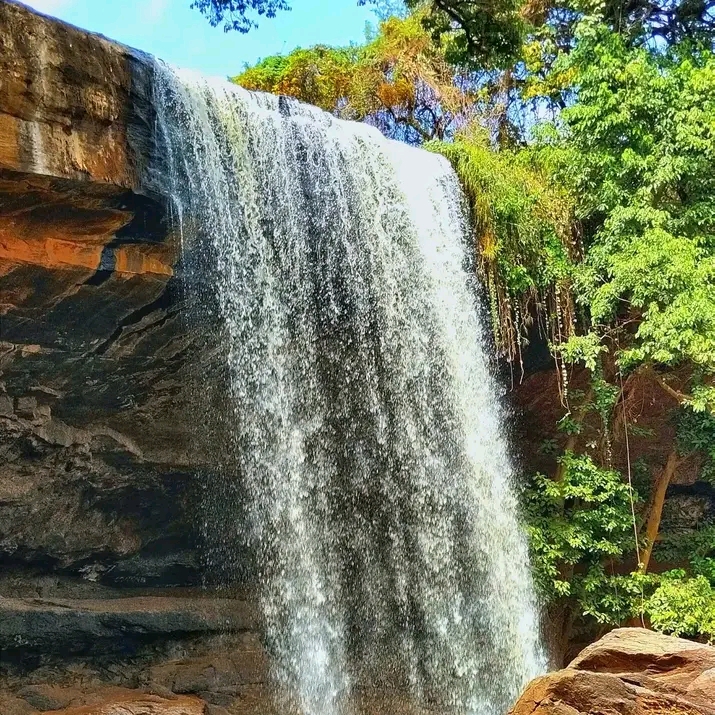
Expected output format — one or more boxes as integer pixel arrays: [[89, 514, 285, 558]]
[[150, 62, 545, 715]]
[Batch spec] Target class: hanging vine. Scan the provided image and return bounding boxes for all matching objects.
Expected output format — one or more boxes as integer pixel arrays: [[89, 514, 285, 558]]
[[427, 129, 577, 374]]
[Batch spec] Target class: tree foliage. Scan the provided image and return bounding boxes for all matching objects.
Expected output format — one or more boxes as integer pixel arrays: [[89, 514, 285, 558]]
[[514, 19, 715, 645], [539, 23, 715, 372], [427, 131, 573, 361], [526, 453, 640, 621], [399, 0, 527, 68], [397, 0, 715, 69], [234, 13, 473, 142], [192, 0, 290, 32], [646, 572, 715, 640]]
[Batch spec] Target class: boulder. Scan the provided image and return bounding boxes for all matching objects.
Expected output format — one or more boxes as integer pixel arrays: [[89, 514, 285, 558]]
[[510, 628, 715, 715]]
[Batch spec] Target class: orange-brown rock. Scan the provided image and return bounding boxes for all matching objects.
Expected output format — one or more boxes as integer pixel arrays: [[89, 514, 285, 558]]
[[509, 628, 715, 715], [148, 647, 269, 695], [0, 0, 209, 590], [46, 692, 207, 715], [0, 0, 152, 187], [0, 0, 174, 292]]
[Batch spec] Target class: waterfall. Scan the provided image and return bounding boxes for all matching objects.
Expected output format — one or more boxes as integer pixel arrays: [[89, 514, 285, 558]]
[[150, 62, 545, 715]]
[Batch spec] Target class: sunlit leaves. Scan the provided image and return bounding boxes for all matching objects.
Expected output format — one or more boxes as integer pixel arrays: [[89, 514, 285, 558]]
[[555, 333, 605, 371], [646, 574, 715, 641], [536, 22, 715, 372], [428, 131, 574, 358], [233, 13, 472, 143], [526, 453, 640, 618], [237, 47, 358, 110]]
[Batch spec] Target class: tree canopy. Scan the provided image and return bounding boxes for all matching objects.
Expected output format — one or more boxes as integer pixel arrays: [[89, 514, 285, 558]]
[[192, 0, 290, 32], [234, 13, 474, 143]]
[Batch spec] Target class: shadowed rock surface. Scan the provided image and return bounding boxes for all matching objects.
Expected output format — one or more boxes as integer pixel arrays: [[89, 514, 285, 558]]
[[509, 628, 715, 715], [0, 0, 228, 591], [0, 3, 251, 709], [0, 595, 258, 656]]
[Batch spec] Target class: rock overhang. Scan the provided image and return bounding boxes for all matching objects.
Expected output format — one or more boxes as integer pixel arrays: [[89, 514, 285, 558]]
[[0, 0, 186, 452]]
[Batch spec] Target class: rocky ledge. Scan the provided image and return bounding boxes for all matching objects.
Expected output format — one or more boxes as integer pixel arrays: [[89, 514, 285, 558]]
[[0, 3, 254, 711], [0, 592, 269, 715], [510, 627, 715, 715], [4, 626, 715, 714]]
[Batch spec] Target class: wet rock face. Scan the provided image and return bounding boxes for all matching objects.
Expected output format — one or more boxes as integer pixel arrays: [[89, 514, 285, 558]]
[[0, 9, 259, 712], [0, 596, 258, 663], [0, 591, 270, 713], [0, 1, 220, 589], [509, 628, 715, 715]]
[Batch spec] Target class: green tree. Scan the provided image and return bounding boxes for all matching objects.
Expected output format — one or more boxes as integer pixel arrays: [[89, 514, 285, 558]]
[[234, 13, 474, 142], [512, 19, 715, 648], [394, 0, 527, 68], [402, 0, 715, 69], [427, 16, 715, 651], [192, 0, 290, 31]]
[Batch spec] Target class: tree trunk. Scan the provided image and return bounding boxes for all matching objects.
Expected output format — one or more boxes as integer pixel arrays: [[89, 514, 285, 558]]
[[639, 450, 678, 573], [554, 388, 594, 483]]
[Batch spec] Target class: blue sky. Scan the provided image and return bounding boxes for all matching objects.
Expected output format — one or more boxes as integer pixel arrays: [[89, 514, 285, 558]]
[[23, 0, 376, 77]]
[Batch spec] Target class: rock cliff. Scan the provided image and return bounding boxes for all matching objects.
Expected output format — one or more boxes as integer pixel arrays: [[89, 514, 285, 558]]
[[510, 628, 715, 715], [4, 3, 715, 715], [0, 0, 210, 589], [0, 3, 252, 709]]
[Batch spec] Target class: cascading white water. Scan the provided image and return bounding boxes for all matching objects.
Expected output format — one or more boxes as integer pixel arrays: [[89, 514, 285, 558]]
[[150, 61, 545, 715]]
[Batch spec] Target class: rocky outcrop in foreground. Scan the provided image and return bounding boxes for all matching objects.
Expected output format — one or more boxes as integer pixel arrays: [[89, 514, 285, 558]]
[[6, 625, 715, 714], [511, 627, 715, 715]]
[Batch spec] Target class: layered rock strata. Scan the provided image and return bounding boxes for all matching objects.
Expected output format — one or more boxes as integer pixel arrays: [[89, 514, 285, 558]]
[[510, 628, 715, 715], [0, 0, 216, 592], [0, 2, 250, 708]]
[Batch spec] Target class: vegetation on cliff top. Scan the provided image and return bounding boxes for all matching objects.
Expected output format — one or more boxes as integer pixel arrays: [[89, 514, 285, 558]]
[[207, 0, 715, 652], [235, 12, 472, 143]]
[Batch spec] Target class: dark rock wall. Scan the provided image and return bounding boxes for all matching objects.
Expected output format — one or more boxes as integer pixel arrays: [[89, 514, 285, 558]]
[[0, 8, 265, 713], [0, 0, 222, 598]]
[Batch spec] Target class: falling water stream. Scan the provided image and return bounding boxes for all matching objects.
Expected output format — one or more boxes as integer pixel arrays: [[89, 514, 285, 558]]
[[150, 62, 544, 715]]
